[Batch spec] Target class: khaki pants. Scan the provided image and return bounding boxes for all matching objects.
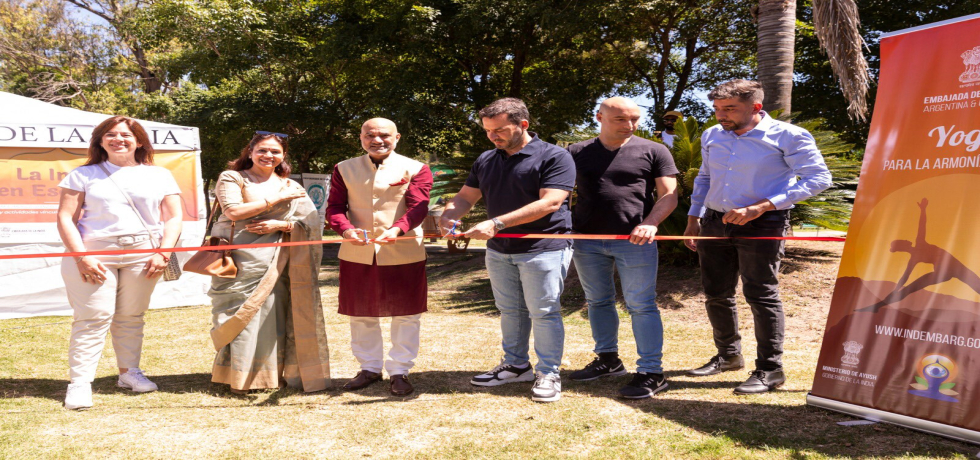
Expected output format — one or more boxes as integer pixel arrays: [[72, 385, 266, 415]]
[[61, 238, 159, 383]]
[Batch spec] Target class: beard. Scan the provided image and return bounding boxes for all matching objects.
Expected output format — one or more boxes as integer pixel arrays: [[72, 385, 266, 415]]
[[718, 120, 745, 131], [500, 127, 526, 151]]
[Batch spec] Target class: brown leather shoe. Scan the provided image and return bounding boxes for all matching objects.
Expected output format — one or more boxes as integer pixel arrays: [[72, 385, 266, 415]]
[[390, 374, 414, 396], [343, 370, 382, 391]]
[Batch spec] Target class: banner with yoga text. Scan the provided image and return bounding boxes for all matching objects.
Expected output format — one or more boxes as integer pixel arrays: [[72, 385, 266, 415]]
[[807, 14, 980, 442]]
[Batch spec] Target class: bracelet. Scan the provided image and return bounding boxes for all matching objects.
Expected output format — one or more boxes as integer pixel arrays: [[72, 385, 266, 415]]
[[159, 253, 170, 262], [285, 222, 294, 233], [74, 256, 84, 264]]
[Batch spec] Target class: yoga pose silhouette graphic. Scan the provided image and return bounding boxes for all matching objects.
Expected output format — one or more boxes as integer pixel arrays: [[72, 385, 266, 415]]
[[859, 198, 980, 313]]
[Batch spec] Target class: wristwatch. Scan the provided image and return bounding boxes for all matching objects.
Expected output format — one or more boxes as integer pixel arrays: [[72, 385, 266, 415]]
[[491, 217, 506, 231]]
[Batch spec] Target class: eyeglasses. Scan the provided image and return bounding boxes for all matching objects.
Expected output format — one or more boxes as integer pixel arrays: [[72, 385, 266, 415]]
[[255, 130, 289, 140]]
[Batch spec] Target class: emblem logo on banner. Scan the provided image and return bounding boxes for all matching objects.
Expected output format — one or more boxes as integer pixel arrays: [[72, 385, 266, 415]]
[[908, 354, 960, 403], [840, 341, 863, 367], [308, 184, 326, 208], [961, 45, 980, 84]]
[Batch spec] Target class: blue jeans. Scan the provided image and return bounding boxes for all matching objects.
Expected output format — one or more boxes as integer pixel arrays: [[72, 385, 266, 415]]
[[485, 247, 572, 377], [572, 239, 663, 374]]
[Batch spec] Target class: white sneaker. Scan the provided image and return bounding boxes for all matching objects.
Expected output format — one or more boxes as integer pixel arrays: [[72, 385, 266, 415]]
[[117, 368, 158, 393], [64, 382, 93, 410], [531, 373, 561, 403]]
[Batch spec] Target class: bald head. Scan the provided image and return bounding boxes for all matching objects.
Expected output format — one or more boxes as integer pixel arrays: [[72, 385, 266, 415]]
[[596, 97, 642, 145], [360, 117, 401, 158], [362, 117, 398, 134], [598, 97, 640, 115]]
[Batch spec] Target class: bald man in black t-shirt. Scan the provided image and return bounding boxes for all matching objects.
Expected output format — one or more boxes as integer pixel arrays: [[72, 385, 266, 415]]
[[567, 97, 679, 399]]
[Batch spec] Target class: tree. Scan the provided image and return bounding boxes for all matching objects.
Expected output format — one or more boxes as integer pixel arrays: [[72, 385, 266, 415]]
[[755, 0, 869, 122], [756, 0, 797, 117], [603, 0, 755, 129], [0, 0, 114, 106], [64, 0, 169, 93]]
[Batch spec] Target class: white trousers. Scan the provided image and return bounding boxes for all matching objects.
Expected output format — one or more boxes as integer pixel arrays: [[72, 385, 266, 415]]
[[61, 238, 158, 383], [349, 314, 421, 376]]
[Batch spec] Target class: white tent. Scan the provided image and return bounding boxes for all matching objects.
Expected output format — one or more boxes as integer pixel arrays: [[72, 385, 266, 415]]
[[0, 92, 211, 319]]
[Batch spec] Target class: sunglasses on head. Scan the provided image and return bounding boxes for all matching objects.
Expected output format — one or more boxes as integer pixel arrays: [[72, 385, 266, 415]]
[[255, 130, 289, 140]]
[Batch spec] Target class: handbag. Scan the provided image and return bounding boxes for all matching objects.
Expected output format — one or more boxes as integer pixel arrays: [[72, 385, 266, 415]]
[[97, 163, 182, 281], [183, 200, 238, 279]]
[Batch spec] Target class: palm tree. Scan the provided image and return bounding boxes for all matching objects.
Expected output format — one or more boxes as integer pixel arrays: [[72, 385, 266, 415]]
[[756, 0, 869, 121]]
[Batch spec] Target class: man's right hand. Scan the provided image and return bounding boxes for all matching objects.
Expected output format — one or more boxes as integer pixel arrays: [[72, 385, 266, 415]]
[[439, 217, 460, 239], [343, 228, 371, 246], [683, 218, 701, 252]]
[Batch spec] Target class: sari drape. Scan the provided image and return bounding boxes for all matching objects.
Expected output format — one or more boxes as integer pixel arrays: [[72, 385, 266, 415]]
[[208, 172, 330, 392]]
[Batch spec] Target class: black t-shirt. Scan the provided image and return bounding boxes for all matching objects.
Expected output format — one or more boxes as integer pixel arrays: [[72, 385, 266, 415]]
[[569, 136, 679, 235], [465, 134, 575, 254]]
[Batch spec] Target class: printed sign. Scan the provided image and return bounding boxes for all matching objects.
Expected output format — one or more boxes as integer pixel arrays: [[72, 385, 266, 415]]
[[0, 147, 200, 243], [809, 15, 980, 441], [301, 172, 331, 234]]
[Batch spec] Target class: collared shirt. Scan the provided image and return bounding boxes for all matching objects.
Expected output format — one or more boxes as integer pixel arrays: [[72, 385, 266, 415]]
[[464, 133, 575, 254], [689, 111, 832, 218]]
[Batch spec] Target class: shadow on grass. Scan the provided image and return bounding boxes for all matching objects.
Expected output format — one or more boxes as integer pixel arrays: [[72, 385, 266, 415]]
[[781, 246, 840, 275], [4, 370, 974, 456], [566, 372, 975, 458], [0, 373, 238, 403]]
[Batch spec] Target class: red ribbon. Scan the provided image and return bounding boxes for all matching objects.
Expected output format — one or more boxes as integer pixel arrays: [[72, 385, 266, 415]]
[[0, 233, 844, 261]]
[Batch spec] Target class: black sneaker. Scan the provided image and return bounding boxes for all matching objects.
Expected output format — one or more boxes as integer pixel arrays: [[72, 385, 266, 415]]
[[470, 362, 535, 387], [569, 356, 628, 382], [618, 372, 668, 399]]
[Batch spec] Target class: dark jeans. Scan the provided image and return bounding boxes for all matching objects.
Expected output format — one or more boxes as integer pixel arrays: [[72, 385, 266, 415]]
[[697, 209, 789, 371]]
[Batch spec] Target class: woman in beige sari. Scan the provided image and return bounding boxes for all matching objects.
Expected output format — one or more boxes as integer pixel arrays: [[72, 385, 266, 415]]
[[208, 131, 330, 393]]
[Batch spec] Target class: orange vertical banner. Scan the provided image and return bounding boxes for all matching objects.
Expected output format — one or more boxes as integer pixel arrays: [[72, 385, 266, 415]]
[[808, 14, 980, 443]]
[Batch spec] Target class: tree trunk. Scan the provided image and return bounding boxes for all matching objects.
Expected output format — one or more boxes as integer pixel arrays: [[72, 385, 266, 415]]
[[131, 45, 162, 93], [756, 0, 796, 118]]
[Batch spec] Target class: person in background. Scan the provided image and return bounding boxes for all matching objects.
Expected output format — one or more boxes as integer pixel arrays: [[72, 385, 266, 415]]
[[57, 116, 182, 410], [658, 110, 683, 148], [208, 131, 330, 394], [327, 118, 433, 396]]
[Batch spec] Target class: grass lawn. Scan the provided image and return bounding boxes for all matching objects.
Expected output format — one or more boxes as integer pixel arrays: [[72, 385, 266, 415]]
[[1, 241, 976, 458]]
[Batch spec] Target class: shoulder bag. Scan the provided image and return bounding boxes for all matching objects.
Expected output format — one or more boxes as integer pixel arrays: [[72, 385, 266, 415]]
[[182, 198, 238, 279]]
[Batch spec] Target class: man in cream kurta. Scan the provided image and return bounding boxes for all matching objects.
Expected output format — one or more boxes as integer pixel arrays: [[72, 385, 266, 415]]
[[327, 118, 433, 396]]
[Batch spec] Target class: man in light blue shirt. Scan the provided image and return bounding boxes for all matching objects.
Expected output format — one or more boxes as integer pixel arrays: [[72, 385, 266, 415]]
[[683, 79, 831, 394]]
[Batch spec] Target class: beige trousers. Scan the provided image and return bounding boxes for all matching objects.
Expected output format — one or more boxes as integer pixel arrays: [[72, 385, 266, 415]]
[[61, 238, 159, 383]]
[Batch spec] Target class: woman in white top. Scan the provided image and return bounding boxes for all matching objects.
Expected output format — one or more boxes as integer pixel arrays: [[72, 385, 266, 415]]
[[56, 116, 183, 410]]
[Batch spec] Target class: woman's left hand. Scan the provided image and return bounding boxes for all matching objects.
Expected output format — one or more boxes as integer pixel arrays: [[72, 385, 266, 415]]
[[246, 219, 287, 235], [143, 253, 169, 279]]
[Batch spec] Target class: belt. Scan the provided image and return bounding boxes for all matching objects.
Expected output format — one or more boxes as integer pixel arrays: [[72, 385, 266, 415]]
[[706, 208, 790, 218], [115, 234, 151, 246]]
